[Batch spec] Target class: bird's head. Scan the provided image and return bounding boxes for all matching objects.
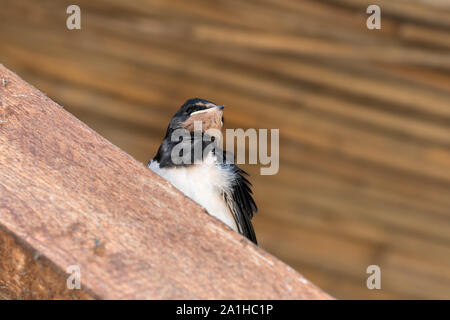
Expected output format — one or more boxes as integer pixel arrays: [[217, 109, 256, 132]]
[[153, 98, 226, 166], [168, 98, 225, 133]]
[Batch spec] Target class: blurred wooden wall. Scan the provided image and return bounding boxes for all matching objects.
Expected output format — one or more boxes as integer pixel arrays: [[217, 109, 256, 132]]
[[0, 0, 449, 299]]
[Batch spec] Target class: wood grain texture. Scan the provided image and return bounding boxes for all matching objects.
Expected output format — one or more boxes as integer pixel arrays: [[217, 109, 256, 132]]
[[0, 0, 449, 299], [0, 228, 94, 300], [0, 65, 330, 299]]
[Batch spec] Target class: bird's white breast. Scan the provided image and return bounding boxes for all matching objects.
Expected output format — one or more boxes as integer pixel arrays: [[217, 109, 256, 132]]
[[148, 153, 238, 231]]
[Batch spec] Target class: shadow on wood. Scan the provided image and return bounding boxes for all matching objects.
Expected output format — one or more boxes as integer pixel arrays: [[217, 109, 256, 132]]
[[0, 65, 330, 299]]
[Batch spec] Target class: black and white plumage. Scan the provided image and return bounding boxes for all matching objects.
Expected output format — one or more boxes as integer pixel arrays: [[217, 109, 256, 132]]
[[148, 98, 258, 244]]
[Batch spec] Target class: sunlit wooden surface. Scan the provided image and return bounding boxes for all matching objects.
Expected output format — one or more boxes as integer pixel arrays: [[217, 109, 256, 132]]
[[0, 0, 449, 299]]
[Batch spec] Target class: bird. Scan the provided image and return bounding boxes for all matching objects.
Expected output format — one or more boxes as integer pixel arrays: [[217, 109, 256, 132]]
[[148, 98, 258, 244]]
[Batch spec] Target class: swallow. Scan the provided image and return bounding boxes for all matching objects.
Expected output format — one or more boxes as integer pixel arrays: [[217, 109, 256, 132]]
[[148, 98, 258, 244]]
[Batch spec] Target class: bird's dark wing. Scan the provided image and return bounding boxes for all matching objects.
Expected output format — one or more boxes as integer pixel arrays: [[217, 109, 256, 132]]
[[221, 161, 258, 245]]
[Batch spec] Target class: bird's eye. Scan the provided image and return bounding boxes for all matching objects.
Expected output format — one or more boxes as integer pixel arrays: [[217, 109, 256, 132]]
[[186, 105, 209, 115], [186, 106, 195, 114], [186, 105, 202, 114]]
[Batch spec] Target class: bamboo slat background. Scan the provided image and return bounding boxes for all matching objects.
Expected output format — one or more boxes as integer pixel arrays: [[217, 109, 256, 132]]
[[0, 0, 449, 299]]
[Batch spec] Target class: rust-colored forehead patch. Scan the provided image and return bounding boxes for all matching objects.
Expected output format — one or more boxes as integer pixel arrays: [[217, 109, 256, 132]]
[[182, 108, 223, 132]]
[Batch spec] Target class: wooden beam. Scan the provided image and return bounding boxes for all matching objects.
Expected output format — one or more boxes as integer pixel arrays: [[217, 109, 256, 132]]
[[0, 65, 330, 299]]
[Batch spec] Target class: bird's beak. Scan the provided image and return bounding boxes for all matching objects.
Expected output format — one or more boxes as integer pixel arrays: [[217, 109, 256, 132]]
[[216, 105, 225, 111]]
